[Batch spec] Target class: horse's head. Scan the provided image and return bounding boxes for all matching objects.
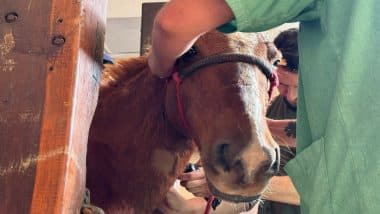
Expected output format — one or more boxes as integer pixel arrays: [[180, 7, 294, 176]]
[[165, 31, 280, 202]]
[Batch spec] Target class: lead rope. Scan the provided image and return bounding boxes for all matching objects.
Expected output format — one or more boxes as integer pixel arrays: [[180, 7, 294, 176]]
[[204, 196, 215, 214]]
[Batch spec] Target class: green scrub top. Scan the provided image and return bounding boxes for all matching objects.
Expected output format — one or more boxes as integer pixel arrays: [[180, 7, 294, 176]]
[[220, 0, 380, 213]]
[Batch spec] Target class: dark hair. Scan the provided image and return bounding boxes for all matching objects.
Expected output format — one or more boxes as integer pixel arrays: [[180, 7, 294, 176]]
[[274, 28, 298, 72]]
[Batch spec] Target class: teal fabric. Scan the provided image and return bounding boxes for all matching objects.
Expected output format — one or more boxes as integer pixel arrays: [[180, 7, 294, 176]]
[[221, 0, 380, 213]]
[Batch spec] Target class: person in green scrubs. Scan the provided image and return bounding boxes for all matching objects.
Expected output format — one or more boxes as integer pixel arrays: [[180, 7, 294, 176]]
[[148, 0, 380, 213]]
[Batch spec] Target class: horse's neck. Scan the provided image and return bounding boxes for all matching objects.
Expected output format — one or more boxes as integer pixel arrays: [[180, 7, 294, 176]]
[[88, 63, 194, 211], [95, 63, 174, 145]]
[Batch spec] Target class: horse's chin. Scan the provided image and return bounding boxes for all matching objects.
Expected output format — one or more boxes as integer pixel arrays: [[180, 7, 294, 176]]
[[206, 179, 261, 203]]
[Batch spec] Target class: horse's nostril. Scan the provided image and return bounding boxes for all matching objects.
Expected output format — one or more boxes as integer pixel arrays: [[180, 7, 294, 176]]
[[216, 143, 231, 172]]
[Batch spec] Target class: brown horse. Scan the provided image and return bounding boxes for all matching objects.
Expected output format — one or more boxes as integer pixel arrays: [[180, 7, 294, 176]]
[[86, 31, 280, 213]]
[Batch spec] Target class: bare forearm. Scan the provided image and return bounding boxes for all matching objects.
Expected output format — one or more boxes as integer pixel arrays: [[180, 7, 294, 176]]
[[263, 176, 300, 205], [149, 0, 234, 77], [149, 16, 199, 77]]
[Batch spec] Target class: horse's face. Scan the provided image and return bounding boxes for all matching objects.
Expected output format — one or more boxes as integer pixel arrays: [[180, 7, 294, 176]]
[[165, 31, 280, 202]]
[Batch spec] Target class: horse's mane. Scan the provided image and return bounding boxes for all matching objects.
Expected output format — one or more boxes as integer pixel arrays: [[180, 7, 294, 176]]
[[100, 56, 149, 92], [95, 55, 173, 144], [100, 56, 148, 83]]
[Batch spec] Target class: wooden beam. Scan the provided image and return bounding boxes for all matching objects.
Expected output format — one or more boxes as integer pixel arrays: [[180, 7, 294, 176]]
[[0, 0, 107, 213]]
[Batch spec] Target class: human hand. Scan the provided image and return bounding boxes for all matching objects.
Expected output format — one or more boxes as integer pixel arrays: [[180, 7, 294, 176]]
[[147, 50, 175, 78], [147, 0, 234, 78], [158, 187, 206, 214], [178, 167, 212, 198]]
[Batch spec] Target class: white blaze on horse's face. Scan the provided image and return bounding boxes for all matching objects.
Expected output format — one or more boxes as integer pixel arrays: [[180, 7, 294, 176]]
[[166, 31, 280, 202]]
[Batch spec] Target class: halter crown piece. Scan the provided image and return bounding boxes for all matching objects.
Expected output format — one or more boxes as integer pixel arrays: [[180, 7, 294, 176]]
[[169, 53, 277, 214]]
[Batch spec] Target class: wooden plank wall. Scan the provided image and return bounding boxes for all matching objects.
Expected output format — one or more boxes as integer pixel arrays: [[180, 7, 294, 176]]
[[0, 0, 107, 213]]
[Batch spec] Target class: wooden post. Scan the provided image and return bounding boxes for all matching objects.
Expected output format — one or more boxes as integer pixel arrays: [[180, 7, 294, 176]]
[[0, 0, 107, 213]]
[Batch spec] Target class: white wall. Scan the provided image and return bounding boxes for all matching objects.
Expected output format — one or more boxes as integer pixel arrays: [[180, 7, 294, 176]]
[[107, 0, 168, 18], [107, 0, 141, 18], [105, 0, 169, 57]]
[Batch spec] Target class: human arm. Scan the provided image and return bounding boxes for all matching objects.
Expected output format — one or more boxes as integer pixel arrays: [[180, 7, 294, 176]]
[[266, 118, 297, 147], [158, 187, 207, 214], [148, 0, 321, 77], [159, 187, 259, 214], [262, 176, 300, 205], [148, 0, 234, 77]]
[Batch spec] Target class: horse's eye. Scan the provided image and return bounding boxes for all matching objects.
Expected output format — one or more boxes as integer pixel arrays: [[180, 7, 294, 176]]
[[183, 46, 198, 58], [273, 59, 280, 66]]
